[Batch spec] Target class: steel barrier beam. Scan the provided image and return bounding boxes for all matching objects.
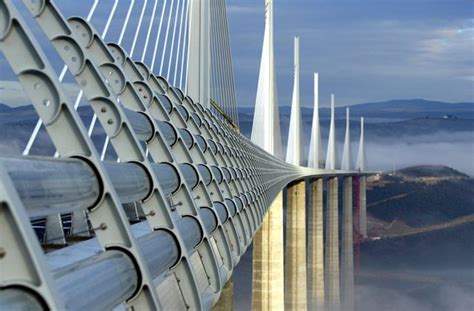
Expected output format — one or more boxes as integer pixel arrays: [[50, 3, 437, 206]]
[[0, 1, 162, 308], [0, 1, 369, 309]]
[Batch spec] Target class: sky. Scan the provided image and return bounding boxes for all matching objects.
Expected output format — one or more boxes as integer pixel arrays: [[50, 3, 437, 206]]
[[1, 0, 472, 109], [226, 0, 474, 107]]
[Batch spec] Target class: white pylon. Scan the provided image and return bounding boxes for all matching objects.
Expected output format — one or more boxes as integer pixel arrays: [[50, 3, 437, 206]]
[[251, 0, 282, 158], [286, 36, 301, 166], [341, 107, 353, 170], [356, 117, 367, 171], [325, 94, 338, 170], [187, 0, 210, 108], [308, 73, 322, 168]]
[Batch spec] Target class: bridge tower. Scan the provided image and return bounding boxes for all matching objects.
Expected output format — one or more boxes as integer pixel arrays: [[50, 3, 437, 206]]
[[307, 72, 325, 310], [356, 117, 368, 238], [187, 0, 239, 127], [285, 36, 307, 310], [251, 0, 285, 310], [187, 0, 211, 109], [341, 108, 355, 311]]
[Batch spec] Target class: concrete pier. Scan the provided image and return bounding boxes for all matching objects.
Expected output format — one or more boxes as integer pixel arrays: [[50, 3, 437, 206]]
[[359, 176, 367, 238], [252, 192, 284, 311], [341, 177, 354, 311], [325, 177, 340, 311], [212, 277, 234, 311], [285, 180, 307, 310], [308, 178, 325, 310]]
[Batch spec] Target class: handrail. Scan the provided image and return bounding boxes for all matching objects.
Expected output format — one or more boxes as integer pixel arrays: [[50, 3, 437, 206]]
[[0, 1, 368, 309]]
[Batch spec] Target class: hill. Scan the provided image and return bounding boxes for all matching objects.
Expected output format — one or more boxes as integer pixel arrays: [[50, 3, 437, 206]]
[[396, 165, 469, 179], [362, 165, 474, 270], [367, 165, 473, 228]]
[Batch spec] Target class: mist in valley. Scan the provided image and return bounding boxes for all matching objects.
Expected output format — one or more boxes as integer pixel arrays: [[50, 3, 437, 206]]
[[1, 103, 472, 311], [232, 129, 474, 311]]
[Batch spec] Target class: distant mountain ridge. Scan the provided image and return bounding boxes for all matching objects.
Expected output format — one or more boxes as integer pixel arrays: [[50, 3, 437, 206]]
[[342, 98, 474, 112], [3, 98, 473, 116], [238, 98, 474, 123], [237, 98, 474, 144], [1, 99, 473, 158]]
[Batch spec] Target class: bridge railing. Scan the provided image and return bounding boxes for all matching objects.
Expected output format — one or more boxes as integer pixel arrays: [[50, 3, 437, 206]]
[[0, 1, 324, 309]]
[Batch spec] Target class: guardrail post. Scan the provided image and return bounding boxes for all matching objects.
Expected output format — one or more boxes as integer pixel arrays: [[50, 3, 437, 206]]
[[1, 1, 162, 308], [45, 214, 66, 246], [0, 163, 64, 309]]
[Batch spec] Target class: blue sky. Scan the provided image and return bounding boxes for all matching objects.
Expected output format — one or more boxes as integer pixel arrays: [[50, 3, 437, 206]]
[[2, 0, 473, 108], [226, 0, 474, 107]]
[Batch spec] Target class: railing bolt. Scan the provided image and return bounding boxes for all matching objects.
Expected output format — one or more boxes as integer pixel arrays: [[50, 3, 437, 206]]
[[169, 201, 183, 211], [93, 223, 107, 231], [170, 201, 183, 207], [145, 211, 156, 217]]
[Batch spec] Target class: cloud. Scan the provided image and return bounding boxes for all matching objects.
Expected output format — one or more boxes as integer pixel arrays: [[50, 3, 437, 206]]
[[226, 5, 260, 15], [226, 0, 474, 107], [366, 139, 474, 176], [356, 131, 473, 176], [296, 131, 474, 176], [356, 271, 474, 311], [1, 0, 472, 109], [356, 284, 432, 311]]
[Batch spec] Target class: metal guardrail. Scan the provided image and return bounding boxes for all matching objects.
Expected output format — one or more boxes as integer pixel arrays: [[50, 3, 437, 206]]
[[0, 0, 363, 309]]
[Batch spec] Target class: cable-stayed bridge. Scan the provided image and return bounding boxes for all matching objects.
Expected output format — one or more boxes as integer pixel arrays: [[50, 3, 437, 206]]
[[0, 0, 369, 310]]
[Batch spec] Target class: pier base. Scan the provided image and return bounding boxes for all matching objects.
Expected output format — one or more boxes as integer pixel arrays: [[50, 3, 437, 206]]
[[325, 177, 340, 311], [212, 277, 234, 311], [285, 180, 307, 310], [308, 178, 325, 310], [341, 177, 354, 311], [252, 192, 284, 311]]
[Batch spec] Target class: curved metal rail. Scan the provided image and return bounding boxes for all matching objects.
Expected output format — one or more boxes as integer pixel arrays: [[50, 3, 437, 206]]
[[0, 0, 363, 310]]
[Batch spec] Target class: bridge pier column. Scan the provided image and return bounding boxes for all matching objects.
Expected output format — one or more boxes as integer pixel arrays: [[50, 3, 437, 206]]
[[325, 177, 340, 311], [252, 191, 284, 311], [308, 178, 325, 310], [359, 176, 367, 238], [341, 177, 354, 311], [212, 276, 234, 311], [285, 180, 307, 310]]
